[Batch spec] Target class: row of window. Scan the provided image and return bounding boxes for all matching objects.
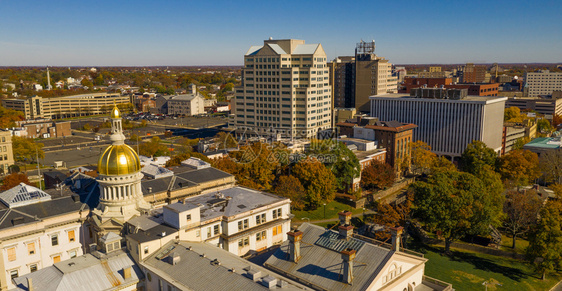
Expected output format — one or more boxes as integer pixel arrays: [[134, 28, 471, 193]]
[[6, 231, 75, 262]]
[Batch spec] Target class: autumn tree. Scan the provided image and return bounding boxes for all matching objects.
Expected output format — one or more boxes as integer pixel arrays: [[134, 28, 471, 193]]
[[361, 161, 395, 190], [504, 107, 524, 123], [139, 136, 169, 157], [215, 132, 238, 149], [459, 140, 498, 175], [12, 136, 44, 163], [504, 190, 542, 249], [410, 140, 437, 175], [371, 191, 414, 240], [292, 157, 337, 209], [526, 201, 562, 280], [273, 175, 306, 210], [0, 173, 32, 191], [537, 119, 553, 134], [512, 137, 531, 150], [174, 137, 198, 155], [540, 149, 562, 184], [412, 170, 503, 254], [553, 114, 562, 128], [430, 156, 457, 174], [498, 149, 541, 186], [0, 106, 24, 128], [226, 142, 285, 190]]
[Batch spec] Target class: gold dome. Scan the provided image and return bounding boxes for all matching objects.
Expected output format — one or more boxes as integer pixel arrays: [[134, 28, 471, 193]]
[[98, 144, 140, 175], [110, 105, 121, 119]]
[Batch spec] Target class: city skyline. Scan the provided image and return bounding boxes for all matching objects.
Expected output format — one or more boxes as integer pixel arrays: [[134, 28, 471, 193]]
[[1, 0, 561, 66]]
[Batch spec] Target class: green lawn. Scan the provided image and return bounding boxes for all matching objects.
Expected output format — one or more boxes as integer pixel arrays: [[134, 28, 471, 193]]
[[292, 200, 363, 221], [409, 242, 562, 291], [499, 235, 530, 254]]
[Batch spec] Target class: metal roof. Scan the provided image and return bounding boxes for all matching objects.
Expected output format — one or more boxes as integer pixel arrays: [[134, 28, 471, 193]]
[[264, 223, 395, 291], [292, 44, 319, 55], [0, 183, 51, 208], [12, 251, 142, 291], [267, 44, 287, 55], [246, 45, 263, 56], [142, 241, 304, 291], [141, 163, 174, 179]]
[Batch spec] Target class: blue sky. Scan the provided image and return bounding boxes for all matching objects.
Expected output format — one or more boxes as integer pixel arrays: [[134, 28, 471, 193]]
[[1, 0, 560, 66]]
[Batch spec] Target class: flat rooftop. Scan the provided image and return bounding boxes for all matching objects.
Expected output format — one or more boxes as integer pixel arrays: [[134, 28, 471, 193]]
[[370, 93, 507, 103], [183, 186, 288, 221]]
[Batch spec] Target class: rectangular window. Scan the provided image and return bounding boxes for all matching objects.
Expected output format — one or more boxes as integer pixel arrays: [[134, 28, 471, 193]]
[[30, 264, 37, 272], [207, 227, 211, 238], [144, 246, 149, 254], [196, 230, 200, 237], [238, 237, 249, 248], [28, 243, 35, 255], [186, 214, 191, 221], [51, 234, 58, 246], [7, 247, 16, 261], [53, 255, 61, 263], [238, 219, 249, 231], [68, 230, 75, 242], [256, 213, 266, 225], [273, 225, 283, 236], [10, 270, 18, 280], [69, 250, 77, 258], [214, 225, 219, 235], [256, 230, 266, 241]]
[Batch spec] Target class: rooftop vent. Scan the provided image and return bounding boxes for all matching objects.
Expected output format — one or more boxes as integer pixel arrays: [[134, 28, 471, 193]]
[[261, 276, 277, 289], [210, 259, 221, 266], [244, 266, 262, 282]]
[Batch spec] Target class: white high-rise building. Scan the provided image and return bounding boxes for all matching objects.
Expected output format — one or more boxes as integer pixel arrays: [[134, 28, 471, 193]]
[[233, 39, 332, 139], [525, 70, 562, 97]]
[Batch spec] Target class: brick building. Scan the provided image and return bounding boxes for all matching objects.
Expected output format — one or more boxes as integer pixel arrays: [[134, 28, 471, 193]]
[[16, 120, 71, 138]]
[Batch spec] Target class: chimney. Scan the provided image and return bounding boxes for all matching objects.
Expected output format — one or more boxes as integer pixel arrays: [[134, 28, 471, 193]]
[[123, 267, 132, 279], [287, 230, 303, 263], [341, 248, 356, 284], [390, 227, 403, 252], [27, 277, 33, 291], [338, 211, 352, 226], [338, 225, 354, 239]]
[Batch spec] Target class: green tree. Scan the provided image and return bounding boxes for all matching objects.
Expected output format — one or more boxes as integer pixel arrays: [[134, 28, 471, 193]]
[[498, 149, 541, 186], [139, 136, 169, 157], [512, 137, 531, 150], [459, 140, 498, 175], [504, 190, 542, 249], [308, 140, 360, 192], [430, 156, 457, 174], [274, 175, 306, 210], [80, 78, 93, 88], [292, 157, 337, 209], [526, 201, 562, 280], [12, 136, 44, 163], [537, 119, 553, 134], [412, 170, 503, 254], [361, 161, 395, 190]]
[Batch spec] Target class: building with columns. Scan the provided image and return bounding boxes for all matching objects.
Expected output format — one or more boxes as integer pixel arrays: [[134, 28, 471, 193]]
[[90, 105, 150, 241]]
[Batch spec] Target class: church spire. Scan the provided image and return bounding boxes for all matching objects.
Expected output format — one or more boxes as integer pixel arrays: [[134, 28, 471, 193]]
[[109, 104, 125, 145]]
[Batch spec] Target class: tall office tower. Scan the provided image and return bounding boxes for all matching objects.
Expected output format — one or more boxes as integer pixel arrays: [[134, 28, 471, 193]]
[[525, 70, 562, 97], [461, 63, 487, 83], [328, 56, 355, 109], [354, 40, 397, 113], [233, 39, 332, 139]]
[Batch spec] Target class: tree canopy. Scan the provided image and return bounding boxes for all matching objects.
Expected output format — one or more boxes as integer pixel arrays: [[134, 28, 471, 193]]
[[0, 106, 24, 128], [361, 161, 395, 190], [504, 190, 542, 249], [138, 136, 169, 157], [412, 170, 503, 253], [459, 140, 498, 175], [410, 140, 437, 175], [0, 173, 32, 191], [498, 149, 541, 186], [540, 149, 562, 184], [526, 201, 562, 280], [12, 136, 44, 163], [273, 175, 306, 210], [292, 157, 337, 209]]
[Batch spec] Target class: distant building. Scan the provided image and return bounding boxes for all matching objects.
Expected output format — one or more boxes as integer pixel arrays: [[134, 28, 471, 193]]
[[523, 136, 562, 158], [0, 130, 14, 174], [2, 93, 127, 119], [502, 120, 537, 155], [418, 66, 447, 78], [333, 107, 357, 124], [328, 56, 356, 108], [461, 63, 487, 83], [370, 89, 507, 158], [400, 77, 499, 96], [505, 96, 562, 116], [525, 70, 562, 97], [16, 120, 71, 138], [167, 93, 205, 116]]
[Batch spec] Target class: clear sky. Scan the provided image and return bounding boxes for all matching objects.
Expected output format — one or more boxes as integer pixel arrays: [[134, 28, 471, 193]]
[[1, 0, 561, 66]]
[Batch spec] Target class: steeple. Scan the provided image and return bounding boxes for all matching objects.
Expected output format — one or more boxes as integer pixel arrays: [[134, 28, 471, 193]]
[[46, 67, 52, 90]]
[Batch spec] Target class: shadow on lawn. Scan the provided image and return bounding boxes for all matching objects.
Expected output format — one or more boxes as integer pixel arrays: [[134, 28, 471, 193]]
[[409, 242, 528, 281]]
